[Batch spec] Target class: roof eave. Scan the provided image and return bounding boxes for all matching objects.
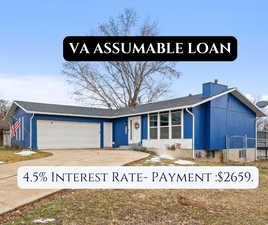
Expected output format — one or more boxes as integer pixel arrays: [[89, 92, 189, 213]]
[[189, 88, 265, 117], [230, 90, 266, 117], [8, 88, 265, 118], [191, 88, 236, 108], [26, 110, 114, 119]]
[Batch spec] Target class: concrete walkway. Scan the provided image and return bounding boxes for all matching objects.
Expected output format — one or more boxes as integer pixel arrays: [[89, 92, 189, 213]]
[[0, 149, 148, 215]]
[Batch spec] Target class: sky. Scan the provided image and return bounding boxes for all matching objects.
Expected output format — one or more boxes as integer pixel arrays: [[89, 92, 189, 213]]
[[0, 0, 267, 105]]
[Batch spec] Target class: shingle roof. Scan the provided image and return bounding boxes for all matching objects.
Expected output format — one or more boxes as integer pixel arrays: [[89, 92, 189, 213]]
[[12, 89, 266, 118], [14, 101, 115, 117], [115, 94, 203, 116], [14, 94, 204, 118]]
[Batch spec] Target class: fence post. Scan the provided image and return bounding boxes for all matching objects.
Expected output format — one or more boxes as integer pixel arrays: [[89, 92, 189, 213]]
[[245, 135, 247, 149]]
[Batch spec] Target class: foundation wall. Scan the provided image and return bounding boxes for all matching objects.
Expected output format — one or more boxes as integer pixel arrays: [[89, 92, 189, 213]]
[[143, 139, 192, 150], [223, 148, 256, 162], [147, 148, 256, 162], [195, 148, 256, 162], [195, 150, 223, 162], [175, 149, 193, 158], [147, 148, 193, 159]]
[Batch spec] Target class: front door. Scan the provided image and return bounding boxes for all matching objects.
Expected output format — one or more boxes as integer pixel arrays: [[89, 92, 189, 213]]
[[128, 116, 141, 144]]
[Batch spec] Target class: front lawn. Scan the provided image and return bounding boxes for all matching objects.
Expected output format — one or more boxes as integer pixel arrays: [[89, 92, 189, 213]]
[[0, 148, 52, 164], [0, 155, 267, 225]]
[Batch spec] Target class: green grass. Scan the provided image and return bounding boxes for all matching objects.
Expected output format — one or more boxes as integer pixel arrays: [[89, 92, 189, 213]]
[[0, 149, 52, 163], [0, 156, 267, 225]]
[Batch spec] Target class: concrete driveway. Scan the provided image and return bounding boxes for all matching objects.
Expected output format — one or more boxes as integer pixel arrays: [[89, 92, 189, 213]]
[[0, 149, 148, 215]]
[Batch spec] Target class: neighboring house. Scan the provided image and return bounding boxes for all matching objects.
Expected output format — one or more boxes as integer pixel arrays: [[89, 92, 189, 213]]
[[0, 120, 10, 146], [5, 81, 265, 162]]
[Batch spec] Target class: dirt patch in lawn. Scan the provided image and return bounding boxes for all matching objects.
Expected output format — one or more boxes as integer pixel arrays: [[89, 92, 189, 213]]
[[0, 157, 267, 225], [0, 149, 52, 163], [1, 185, 267, 225]]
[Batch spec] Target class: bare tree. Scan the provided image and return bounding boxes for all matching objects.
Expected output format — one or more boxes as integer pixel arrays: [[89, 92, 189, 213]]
[[0, 99, 9, 119], [63, 9, 180, 109], [248, 95, 268, 131]]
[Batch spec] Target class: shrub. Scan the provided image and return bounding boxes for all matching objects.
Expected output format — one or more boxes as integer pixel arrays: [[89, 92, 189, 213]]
[[167, 144, 176, 151]]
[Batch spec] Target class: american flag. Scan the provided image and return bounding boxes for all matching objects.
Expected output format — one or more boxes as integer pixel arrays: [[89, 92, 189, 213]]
[[11, 120, 21, 137]]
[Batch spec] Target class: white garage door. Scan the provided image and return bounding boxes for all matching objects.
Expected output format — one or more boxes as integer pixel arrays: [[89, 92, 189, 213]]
[[37, 120, 100, 149]]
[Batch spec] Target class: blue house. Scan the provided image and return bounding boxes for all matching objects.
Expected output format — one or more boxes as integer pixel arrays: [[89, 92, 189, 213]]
[[6, 81, 265, 162]]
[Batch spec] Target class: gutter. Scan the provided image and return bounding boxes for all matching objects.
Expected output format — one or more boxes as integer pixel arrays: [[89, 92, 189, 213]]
[[30, 113, 34, 149], [186, 108, 195, 159]]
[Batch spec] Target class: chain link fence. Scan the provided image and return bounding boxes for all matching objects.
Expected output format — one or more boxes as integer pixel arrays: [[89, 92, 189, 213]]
[[257, 131, 268, 160], [224, 135, 256, 162], [226, 135, 256, 149]]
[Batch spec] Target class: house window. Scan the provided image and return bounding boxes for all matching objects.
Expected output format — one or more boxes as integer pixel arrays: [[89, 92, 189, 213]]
[[149, 113, 158, 139], [149, 110, 183, 140], [239, 150, 247, 159], [125, 122, 128, 135], [160, 112, 169, 139], [207, 151, 215, 159], [171, 110, 182, 139], [130, 120, 133, 140]]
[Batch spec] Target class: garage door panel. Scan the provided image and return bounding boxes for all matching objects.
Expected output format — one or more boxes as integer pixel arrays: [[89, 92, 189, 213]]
[[37, 120, 100, 149]]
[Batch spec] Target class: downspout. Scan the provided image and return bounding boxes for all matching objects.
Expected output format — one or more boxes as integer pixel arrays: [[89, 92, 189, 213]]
[[30, 113, 34, 149], [186, 108, 195, 159]]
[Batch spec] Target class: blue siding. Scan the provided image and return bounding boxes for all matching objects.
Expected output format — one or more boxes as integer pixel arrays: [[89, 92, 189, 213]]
[[195, 94, 256, 150], [226, 95, 256, 148], [11, 107, 32, 148], [141, 114, 148, 141], [193, 103, 210, 149], [112, 117, 128, 147], [113, 115, 147, 147], [183, 109, 193, 138], [205, 102, 211, 149], [32, 114, 112, 149]]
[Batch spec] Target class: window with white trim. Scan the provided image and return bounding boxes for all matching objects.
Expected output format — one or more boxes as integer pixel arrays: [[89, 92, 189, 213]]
[[130, 120, 133, 140], [149, 110, 183, 139], [171, 110, 182, 139], [160, 111, 169, 139], [149, 113, 158, 139]]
